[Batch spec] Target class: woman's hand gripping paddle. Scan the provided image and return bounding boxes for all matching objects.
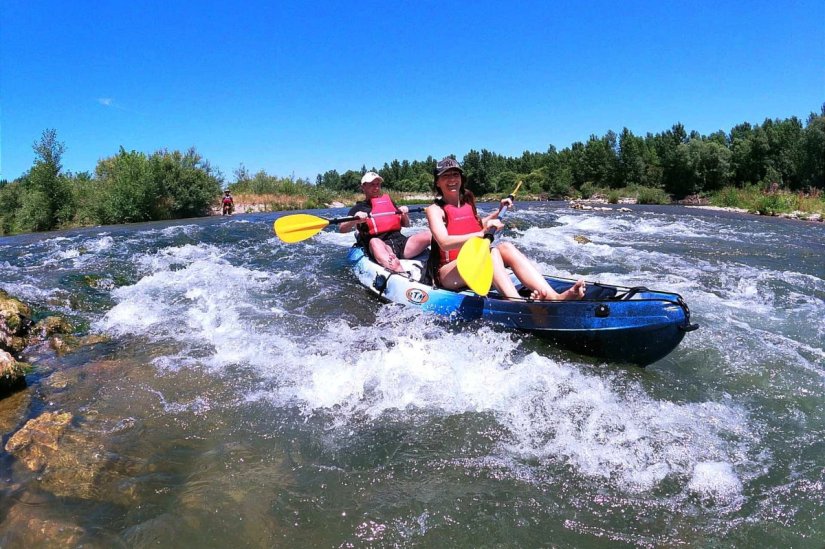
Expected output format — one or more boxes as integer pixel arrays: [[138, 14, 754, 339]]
[[273, 208, 423, 243], [456, 182, 522, 296]]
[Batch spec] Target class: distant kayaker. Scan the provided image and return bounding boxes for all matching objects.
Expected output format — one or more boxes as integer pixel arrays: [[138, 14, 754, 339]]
[[339, 171, 431, 273], [425, 157, 586, 300]]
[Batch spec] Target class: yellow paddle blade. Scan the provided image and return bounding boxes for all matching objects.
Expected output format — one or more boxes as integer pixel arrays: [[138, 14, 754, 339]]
[[457, 236, 494, 296], [273, 214, 330, 243]]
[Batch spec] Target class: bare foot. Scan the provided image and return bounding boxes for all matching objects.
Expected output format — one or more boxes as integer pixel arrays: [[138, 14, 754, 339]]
[[385, 256, 405, 273], [560, 279, 586, 300], [530, 280, 586, 300], [529, 288, 548, 300]]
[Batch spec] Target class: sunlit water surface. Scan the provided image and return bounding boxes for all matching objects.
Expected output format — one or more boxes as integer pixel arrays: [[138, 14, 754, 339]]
[[1, 203, 823, 547]]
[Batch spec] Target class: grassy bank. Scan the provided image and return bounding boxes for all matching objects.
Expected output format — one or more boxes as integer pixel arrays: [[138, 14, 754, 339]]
[[709, 186, 825, 217], [231, 185, 825, 222]]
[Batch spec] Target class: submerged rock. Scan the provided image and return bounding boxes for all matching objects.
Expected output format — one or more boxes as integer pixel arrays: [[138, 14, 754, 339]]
[[5, 411, 74, 471], [1, 497, 86, 547], [0, 387, 32, 436], [5, 409, 145, 505]]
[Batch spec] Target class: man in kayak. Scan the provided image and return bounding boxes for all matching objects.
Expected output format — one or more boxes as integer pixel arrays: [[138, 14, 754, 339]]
[[425, 157, 585, 300], [339, 171, 431, 273]]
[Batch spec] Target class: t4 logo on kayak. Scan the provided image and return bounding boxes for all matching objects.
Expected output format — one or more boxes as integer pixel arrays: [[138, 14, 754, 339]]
[[405, 288, 429, 305]]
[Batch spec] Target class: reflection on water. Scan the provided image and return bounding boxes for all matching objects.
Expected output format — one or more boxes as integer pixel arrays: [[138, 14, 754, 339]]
[[1, 205, 823, 547]]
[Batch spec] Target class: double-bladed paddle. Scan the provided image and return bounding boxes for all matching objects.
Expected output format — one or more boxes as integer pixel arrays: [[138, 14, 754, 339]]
[[273, 207, 424, 243], [456, 182, 522, 296]]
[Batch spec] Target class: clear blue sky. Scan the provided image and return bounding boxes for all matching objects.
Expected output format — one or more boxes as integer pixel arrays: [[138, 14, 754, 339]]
[[2, 0, 823, 182]]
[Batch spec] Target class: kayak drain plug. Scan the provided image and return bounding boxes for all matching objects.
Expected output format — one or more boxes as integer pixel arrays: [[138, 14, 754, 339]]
[[595, 304, 610, 317]]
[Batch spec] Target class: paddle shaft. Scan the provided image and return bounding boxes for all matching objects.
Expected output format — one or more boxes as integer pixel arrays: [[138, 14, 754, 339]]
[[274, 207, 424, 243], [339, 206, 423, 224], [337, 206, 424, 231]]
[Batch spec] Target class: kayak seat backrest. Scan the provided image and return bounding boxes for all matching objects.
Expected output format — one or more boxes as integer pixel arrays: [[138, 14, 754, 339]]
[[584, 284, 617, 300], [547, 280, 617, 300]]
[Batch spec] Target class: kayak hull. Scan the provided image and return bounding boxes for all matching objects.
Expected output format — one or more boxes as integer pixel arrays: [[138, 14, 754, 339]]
[[347, 247, 697, 366]]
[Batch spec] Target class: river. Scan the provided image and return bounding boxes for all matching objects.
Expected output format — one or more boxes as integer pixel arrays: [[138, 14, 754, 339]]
[[1, 202, 823, 547]]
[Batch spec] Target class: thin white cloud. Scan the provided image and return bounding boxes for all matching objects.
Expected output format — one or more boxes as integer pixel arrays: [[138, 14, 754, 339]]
[[98, 97, 114, 107]]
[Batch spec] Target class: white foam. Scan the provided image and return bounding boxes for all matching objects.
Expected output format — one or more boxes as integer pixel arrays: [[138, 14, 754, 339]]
[[687, 461, 744, 503], [238, 307, 757, 498]]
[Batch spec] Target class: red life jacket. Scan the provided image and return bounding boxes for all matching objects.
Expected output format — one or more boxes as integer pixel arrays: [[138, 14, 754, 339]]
[[222, 196, 233, 204], [440, 202, 482, 265], [366, 194, 402, 235]]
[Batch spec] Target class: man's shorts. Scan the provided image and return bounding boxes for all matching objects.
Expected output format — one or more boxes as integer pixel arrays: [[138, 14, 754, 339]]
[[379, 231, 409, 258]]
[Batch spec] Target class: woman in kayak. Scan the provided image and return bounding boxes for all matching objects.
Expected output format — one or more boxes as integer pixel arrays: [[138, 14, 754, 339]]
[[339, 171, 431, 273], [425, 157, 585, 300]]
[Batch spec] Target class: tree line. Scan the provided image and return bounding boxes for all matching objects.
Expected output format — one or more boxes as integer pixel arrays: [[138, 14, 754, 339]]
[[0, 131, 223, 235], [316, 107, 825, 199], [1, 107, 822, 235]]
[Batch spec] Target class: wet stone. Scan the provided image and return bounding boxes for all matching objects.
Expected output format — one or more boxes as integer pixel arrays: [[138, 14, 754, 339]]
[[37, 316, 73, 338], [0, 349, 27, 397], [0, 289, 33, 354]]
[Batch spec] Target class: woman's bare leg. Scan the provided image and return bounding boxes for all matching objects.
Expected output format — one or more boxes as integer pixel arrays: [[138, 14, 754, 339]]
[[490, 248, 520, 298], [438, 261, 466, 290], [497, 242, 585, 300]]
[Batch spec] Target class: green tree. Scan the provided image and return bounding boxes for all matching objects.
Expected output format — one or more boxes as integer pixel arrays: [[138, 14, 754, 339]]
[[693, 139, 732, 192], [150, 148, 222, 218], [0, 182, 21, 235], [340, 170, 363, 193], [17, 129, 73, 231], [95, 148, 157, 223], [317, 169, 342, 190], [800, 109, 825, 189], [618, 128, 646, 187], [581, 132, 619, 188]]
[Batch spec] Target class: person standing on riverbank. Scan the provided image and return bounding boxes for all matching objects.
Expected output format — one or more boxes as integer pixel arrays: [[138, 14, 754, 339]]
[[339, 172, 431, 272], [221, 189, 234, 215]]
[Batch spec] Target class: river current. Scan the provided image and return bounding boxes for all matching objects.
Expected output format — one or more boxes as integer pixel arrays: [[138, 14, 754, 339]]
[[1, 202, 823, 547]]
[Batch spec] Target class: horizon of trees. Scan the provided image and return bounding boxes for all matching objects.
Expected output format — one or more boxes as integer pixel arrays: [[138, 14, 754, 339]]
[[316, 105, 825, 198], [1, 106, 822, 235]]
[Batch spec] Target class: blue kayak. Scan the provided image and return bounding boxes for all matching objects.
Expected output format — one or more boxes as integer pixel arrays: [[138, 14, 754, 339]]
[[347, 246, 698, 366]]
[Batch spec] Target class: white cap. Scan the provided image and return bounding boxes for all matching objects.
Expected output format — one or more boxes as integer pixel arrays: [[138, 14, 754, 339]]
[[360, 171, 383, 185]]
